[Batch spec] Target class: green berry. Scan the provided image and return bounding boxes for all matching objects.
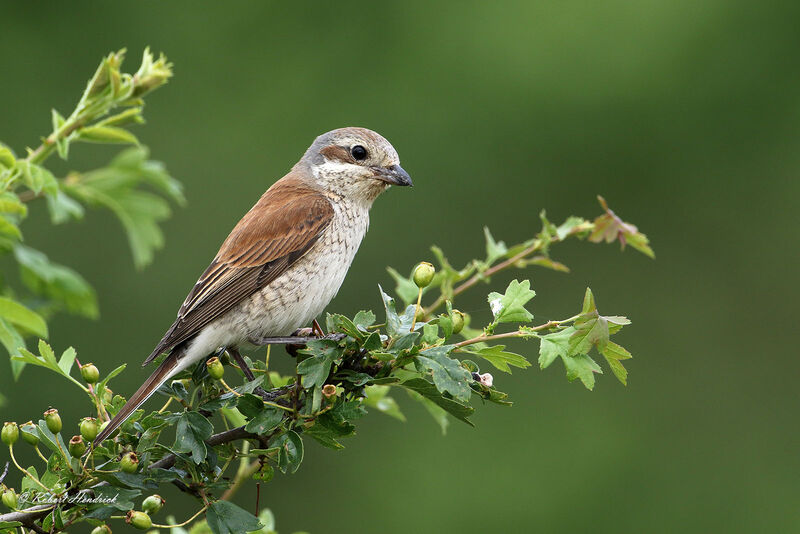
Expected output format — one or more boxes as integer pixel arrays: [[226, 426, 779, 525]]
[[90, 525, 112, 534], [20, 424, 39, 446], [80, 363, 100, 384], [120, 451, 139, 474], [44, 409, 62, 434], [413, 261, 435, 288], [142, 494, 165, 515], [80, 417, 99, 442], [68, 435, 87, 457], [126, 510, 152, 530], [1, 488, 17, 510], [451, 310, 465, 335], [1, 422, 19, 446], [206, 356, 224, 380]]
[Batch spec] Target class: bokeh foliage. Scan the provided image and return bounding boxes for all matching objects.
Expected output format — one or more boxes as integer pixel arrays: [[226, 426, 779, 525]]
[[0, 2, 798, 533]]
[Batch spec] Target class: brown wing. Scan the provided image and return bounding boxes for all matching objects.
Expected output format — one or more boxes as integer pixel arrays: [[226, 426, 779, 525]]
[[143, 175, 334, 365]]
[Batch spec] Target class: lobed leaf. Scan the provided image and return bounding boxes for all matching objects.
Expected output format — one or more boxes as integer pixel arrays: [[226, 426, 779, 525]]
[[487, 279, 535, 324]]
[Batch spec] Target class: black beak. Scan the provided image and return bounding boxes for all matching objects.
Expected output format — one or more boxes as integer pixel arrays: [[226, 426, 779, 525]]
[[375, 164, 413, 187]]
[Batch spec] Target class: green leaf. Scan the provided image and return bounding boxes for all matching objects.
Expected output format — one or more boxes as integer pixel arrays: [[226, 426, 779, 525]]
[[297, 338, 340, 389], [206, 500, 262, 534], [417, 345, 472, 402], [305, 410, 357, 450], [96, 363, 126, 398], [386, 267, 420, 306], [0, 145, 16, 169], [563, 353, 602, 390], [326, 313, 362, 340], [274, 430, 304, 474], [379, 285, 415, 336], [581, 287, 596, 314], [0, 215, 21, 240], [539, 328, 603, 390], [569, 311, 609, 355], [51, 108, 69, 159], [556, 216, 588, 240], [487, 279, 535, 324], [483, 227, 508, 264], [538, 327, 573, 369], [78, 125, 139, 145], [523, 256, 570, 272], [17, 161, 58, 196], [353, 310, 376, 329], [0, 192, 27, 217], [0, 318, 26, 379], [57, 347, 77, 375], [109, 147, 185, 205], [46, 190, 84, 224], [244, 406, 283, 435], [173, 411, 213, 463], [601, 340, 632, 385], [67, 148, 182, 269], [0, 296, 48, 338], [400, 378, 474, 427], [462, 345, 531, 373], [14, 245, 98, 318]]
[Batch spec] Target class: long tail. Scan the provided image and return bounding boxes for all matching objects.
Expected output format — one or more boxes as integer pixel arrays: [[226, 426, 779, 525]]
[[93, 350, 182, 447]]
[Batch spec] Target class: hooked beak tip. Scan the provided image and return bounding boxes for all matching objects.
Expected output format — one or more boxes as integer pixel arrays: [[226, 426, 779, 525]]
[[382, 164, 413, 187]]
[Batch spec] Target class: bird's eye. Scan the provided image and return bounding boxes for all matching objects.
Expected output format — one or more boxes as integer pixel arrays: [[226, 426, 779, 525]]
[[351, 145, 368, 161]]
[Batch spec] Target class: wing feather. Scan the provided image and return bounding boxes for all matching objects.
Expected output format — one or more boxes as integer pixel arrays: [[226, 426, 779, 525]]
[[143, 176, 334, 365]]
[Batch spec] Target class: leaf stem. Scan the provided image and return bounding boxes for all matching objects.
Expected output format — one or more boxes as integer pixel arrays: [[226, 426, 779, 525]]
[[152, 504, 208, 529], [8, 444, 50, 492], [453, 320, 561, 348]]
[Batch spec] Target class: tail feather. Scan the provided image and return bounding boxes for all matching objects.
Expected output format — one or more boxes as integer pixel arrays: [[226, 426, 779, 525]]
[[93, 351, 181, 447]]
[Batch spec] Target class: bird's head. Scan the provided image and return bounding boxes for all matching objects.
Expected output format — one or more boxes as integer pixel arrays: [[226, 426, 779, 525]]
[[298, 127, 412, 202]]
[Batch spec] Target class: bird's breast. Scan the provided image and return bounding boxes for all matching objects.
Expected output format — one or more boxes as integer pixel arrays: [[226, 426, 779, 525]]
[[219, 202, 370, 342]]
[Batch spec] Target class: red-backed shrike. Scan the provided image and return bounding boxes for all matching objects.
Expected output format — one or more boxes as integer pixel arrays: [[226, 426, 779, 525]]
[[94, 127, 412, 444]]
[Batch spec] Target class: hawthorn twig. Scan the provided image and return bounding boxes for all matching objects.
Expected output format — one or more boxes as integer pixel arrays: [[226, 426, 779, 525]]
[[424, 239, 546, 315]]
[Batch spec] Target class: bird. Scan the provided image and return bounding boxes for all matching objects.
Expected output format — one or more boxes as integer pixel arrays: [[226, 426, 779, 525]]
[[93, 127, 412, 445]]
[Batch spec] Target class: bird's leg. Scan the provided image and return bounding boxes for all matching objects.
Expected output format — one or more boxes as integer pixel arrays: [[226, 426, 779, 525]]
[[227, 348, 256, 382], [312, 319, 325, 337]]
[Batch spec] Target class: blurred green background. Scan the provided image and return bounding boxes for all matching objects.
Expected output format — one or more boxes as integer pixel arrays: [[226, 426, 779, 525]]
[[1, 1, 798, 532]]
